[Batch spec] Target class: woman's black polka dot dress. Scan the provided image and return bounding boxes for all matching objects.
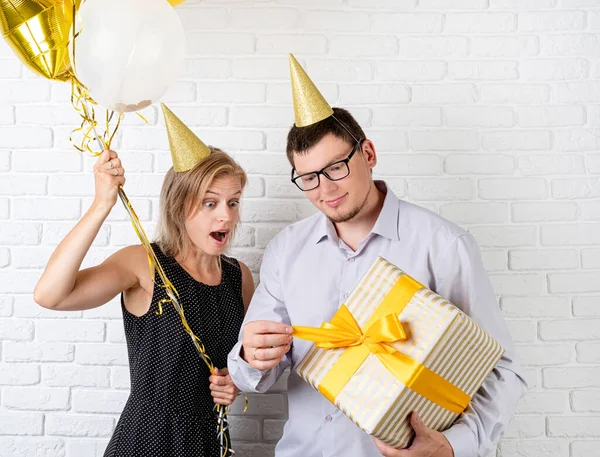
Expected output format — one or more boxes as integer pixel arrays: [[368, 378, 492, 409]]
[[103, 243, 245, 457]]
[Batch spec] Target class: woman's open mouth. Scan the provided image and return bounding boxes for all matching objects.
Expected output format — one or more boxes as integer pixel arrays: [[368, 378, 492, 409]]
[[210, 230, 229, 246]]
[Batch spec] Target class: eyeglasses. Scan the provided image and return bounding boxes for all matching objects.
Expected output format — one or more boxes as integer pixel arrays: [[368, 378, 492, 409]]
[[291, 139, 363, 191]]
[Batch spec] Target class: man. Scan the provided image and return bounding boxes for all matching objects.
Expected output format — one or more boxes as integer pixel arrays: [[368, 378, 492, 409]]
[[227, 55, 526, 457]]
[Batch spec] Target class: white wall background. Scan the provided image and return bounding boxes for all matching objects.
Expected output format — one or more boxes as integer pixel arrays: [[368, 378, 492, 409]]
[[1, 0, 600, 456]]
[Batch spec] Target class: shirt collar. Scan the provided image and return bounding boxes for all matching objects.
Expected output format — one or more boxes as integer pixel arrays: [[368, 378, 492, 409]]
[[313, 180, 400, 244]]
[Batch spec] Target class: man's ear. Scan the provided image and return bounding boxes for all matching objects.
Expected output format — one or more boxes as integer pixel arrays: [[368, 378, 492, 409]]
[[361, 139, 377, 169]]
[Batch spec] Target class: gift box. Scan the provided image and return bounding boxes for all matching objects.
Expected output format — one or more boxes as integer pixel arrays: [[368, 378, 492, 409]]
[[293, 257, 504, 448]]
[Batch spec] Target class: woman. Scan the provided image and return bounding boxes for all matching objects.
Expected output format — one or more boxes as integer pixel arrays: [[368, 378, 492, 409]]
[[34, 106, 253, 456]]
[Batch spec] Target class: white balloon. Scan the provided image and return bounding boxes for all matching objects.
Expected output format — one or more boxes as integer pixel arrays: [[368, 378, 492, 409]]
[[72, 0, 185, 113]]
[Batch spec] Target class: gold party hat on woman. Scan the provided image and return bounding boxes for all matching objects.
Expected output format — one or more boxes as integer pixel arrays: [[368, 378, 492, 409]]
[[161, 103, 211, 172], [289, 54, 333, 127]]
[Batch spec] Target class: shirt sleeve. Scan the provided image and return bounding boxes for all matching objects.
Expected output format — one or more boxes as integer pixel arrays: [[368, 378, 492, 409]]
[[228, 239, 292, 394], [434, 233, 528, 457]]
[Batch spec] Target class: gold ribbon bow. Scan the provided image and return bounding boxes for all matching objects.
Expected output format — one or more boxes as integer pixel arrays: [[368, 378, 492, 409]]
[[293, 302, 471, 415]]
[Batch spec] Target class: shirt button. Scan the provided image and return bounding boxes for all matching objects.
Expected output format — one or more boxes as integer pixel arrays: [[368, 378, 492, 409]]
[[325, 415, 333, 422], [344, 293, 349, 299], [348, 257, 355, 263]]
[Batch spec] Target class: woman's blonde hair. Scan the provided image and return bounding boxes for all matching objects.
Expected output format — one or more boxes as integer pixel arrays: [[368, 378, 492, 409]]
[[155, 147, 247, 260]]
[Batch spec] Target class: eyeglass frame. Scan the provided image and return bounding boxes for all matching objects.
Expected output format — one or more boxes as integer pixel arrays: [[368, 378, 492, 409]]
[[291, 138, 364, 192]]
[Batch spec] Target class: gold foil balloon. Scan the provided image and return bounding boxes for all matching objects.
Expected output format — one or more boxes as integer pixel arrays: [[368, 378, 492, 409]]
[[0, 0, 78, 81]]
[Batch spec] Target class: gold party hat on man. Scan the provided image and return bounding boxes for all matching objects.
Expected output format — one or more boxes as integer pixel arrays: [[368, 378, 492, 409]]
[[161, 103, 211, 172], [289, 54, 334, 128]]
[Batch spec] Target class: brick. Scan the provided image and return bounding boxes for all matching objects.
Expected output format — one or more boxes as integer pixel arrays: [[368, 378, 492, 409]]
[[228, 417, 261, 441], [202, 130, 265, 151], [547, 416, 600, 437], [235, 154, 291, 176], [0, 197, 8, 218], [407, 178, 474, 201], [412, 130, 479, 151], [552, 178, 600, 199], [481, 84, 549, 104], [377, 61, 446, 81], [518, 154, 585, 176], [12, 198, 81, 221], [36, 321, 105, 343], [516, 392, 567, 414], [263, 419, 286, 441], [0, 247, 8, 267], [440, 202, 508, 224], [377, 154, 441, 176], [0, 58, 20, 78], [0, 105, 14, 124], [339, 84, 410, 105], [445, 13, 516, 33], [185, 32, 254, 55], [448, 61, 517, 80], [182, 58, 230, 79], [506, 320, 540, 343], [509, 249, 578, 270], [256, 226, 286, 249], [367, 131, 410, 153], [517, 106, 585, 127], [479, 178, 547, 200], [0, 297, 12, 317], [519, 11, 586, 31], [75, 344, 128, 366], [520, 59, 588, 81], [0, 438, 65, 457], [306, 59, 372, 82], [481, 250, 507, 272], [374, 107, 441, 127], [419, 0, 487, 7], [16, 104, 80, 125], [542, 223, 600, 246], [501, 297, 569, 318], [576, 341, 600, 363], [111, 367, 131, 390], [0, 319, 34, 341], [265, 177, 301, 198], [471, 36, 538, 57], [503, 416, 545, 438], [241, 201, 296, 223], [232, 57, 290, 80], [573, 297, 600, 317], [0, 272, 39, 293], [0, 175, 46, 196], [572, 441, 600, 457], [555, 129, 600, 152], [543, 318, 600, 342], [13, 150, 82, 172], [230, 444, 276, 457], [498, 440, 568, 457], [447, 154, 516, 176], [0, 80, 49, 102], [43, 365, 110, 388], [0, 126, 52, 148], [0, 364, 40, 386], [257, 34, 326, 55], [482, 131, 551, 151], [581, 248, 600, 267], [412, 84, 477, 104], [489, 273, 544, 295], [177, 7, 228, 30], [517, 343, 572, 366], [231, 107, 293, 128], [4, 387, 70, 411], [330, 35, 398, 57], [303, 11, 369, 31], [46, 415, 114, 438], [197, 83, 266, 104], [571, 391, 600, 412], [73, 390, 128, 414], [4, 342, 74, 363], [548, 272, 600, 293], [541, 34, 600, 57], [372, 12, 442, 33], [160, 81, 197, 103], [587, 153, 600, 172], [554, 82, 600, 102], [511, 202, 578, 223], [0, 413, 43, 436]]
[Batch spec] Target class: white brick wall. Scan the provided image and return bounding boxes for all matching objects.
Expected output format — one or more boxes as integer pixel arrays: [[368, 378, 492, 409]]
[[1, 1, 599, 456]]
